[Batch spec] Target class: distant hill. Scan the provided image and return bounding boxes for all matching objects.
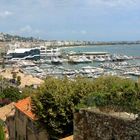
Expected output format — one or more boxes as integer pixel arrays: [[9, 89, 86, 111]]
[[0, 32, 43, 42], [0, 32, 140, 46]]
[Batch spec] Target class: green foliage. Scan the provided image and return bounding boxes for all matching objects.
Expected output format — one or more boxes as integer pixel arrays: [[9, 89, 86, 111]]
[[0, 75, 34, 107], [2, 86, 21, 102], [78, 76, 140, 113], [0, 75, 36, 107], [32, 76, 140, 139], [21, 86, 36, 99], [32, 76, 93, 139], [0, 85, 21, 107], [0, 122, 5, 140]]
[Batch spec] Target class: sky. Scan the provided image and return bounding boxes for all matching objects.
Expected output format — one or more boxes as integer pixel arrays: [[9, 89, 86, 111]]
[[0, 0, 140, 41]]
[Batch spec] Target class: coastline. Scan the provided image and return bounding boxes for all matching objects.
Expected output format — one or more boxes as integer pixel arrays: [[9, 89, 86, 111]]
[[59, 43, 140, 50], [60, 45, 87, 49]]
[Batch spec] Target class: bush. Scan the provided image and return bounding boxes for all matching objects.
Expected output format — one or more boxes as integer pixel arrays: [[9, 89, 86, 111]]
[[78, 76, 140, 113], [0, 122, 5, 140], [32, 76, 94, 139], [32, 76, 140, 139]]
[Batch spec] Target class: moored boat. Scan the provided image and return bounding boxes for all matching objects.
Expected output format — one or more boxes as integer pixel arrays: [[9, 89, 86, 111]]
[[51, 57, 63, 65], [69, 55, 92, 64]]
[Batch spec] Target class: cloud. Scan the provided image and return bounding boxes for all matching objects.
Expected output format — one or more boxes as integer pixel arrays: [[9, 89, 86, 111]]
[[10, 25, 43, 37], [0, 0, 140, 40], [0, 11, 13, 18]]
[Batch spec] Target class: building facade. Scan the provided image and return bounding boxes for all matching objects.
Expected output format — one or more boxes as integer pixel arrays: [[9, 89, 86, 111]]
[[6, 97, 49, 140], [6, 48, 40, 60]]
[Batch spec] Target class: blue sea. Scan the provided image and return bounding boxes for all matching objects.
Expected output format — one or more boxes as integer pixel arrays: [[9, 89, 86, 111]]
[[62, 44, 140, 57], [19, 44, 140, 80], [61, 44, 140, 70]]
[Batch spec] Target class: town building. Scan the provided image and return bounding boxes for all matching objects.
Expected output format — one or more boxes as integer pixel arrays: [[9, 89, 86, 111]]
[[6, 97, 49, 140], [5, 47, 40, 61]]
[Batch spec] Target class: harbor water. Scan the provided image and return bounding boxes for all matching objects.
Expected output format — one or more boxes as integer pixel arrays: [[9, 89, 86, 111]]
[[3, 44, 140, 80], [61, 44, 140, 69]]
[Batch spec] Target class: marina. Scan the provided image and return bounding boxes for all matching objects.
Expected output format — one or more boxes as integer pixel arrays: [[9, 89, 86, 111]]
[[1, 44, 140, 80]]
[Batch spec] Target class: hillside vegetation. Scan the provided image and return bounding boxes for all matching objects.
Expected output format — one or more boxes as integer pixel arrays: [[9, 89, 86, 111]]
[[31, 76, 140, 139]]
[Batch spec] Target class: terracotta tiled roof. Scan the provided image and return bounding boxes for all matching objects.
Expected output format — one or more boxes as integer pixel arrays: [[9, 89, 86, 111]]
[[14, 97, 36, 120], [60, 135, 73, 140]]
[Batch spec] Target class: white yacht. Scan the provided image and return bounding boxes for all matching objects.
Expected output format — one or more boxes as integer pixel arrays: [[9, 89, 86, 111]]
[[69, 55, 92, 64], [94, 57, 105, 62], [51, 57, 63, 65], [80, 66, 104, 74]]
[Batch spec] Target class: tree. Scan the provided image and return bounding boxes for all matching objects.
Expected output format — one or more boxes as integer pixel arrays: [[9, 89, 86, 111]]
[[20, 86, 36, 99], [2, 86, 21, 102], [17, 76, 21, 86], [78, 76, 140, 114], [31, 76, 140, 139], [32, 76, 93, 139]]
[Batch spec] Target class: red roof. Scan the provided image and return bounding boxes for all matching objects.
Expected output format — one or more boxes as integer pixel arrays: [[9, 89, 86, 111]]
[[14, 97, 36, 120]]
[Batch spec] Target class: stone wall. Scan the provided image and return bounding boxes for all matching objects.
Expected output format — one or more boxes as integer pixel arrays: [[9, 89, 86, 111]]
[[74, 108, 140, 140]]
